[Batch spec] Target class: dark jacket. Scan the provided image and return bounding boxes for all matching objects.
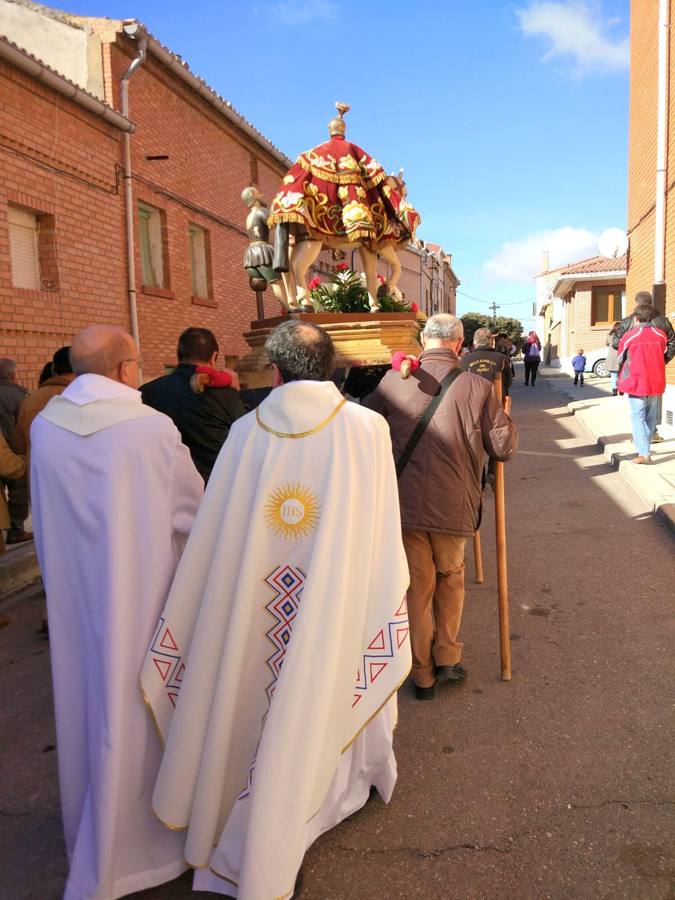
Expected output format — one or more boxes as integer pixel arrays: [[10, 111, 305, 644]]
[[612, 312, 675, 362], [0, 378, 29, 449], [141, 363, 245, 482], [460, 348, 512, 395], [363, 349, 518, 536]]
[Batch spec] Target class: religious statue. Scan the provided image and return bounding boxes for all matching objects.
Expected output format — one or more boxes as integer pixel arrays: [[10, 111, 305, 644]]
[[241, 186, 297, 313], [268, 103, 421, 312]]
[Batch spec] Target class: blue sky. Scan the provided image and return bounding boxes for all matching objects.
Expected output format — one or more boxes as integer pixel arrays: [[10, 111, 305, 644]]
[[58, 0, 630, 327]]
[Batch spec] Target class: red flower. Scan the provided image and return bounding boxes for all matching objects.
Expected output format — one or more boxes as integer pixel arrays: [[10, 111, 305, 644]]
[[376, 273, 386, 285], [411, 302, 419, 313], [336, 262, 349, 271], [308, 276, 321, 290]]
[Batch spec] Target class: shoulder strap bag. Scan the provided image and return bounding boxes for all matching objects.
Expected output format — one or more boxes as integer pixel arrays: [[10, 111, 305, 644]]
[[396, 368, 463, 478]]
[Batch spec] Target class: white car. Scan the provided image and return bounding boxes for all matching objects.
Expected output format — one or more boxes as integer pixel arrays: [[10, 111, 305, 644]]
[[582, 347, 610, 377]]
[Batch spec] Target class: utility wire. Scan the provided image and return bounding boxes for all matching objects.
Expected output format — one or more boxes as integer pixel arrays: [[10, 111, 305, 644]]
[[457, 288, 538, 308]]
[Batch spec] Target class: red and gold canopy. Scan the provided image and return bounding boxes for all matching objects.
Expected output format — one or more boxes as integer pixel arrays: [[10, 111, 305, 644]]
[[268, 134, 420, 248]]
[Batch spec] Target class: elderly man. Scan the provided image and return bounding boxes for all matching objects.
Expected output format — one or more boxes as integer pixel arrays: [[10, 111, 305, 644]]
[[460, 327, 513, 396], [141, 327, 245, 482], [364, 314, 518, 700], [141, 320, 411, 898], [30, 325, 203, 900], [0, 357, 31, 544]]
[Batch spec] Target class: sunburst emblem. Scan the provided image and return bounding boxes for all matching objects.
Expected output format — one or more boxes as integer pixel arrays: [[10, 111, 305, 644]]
[[265, 483, 321, 540]]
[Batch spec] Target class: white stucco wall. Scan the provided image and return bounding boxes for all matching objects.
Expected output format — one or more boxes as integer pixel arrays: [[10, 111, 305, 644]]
[[0, 0, 102, 97]]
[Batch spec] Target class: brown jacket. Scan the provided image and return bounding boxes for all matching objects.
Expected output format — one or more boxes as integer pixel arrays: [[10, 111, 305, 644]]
[[0, 434, 26, 530], [363, 349, 518, 536], [14, 375, 76, 456]]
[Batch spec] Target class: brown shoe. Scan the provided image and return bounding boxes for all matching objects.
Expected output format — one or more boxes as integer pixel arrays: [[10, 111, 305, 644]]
[[6, 530, 33, 545], [632, 455, 652, 465]]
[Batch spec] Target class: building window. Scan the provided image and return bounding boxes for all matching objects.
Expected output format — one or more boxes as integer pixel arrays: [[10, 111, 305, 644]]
[[138, 203, 167, 288], [8, 206, 40, 289], [7, 204, 59, 291], [591, 287, 623, 326], [189, 223, 211, 299], [250, 155, 259, 186]]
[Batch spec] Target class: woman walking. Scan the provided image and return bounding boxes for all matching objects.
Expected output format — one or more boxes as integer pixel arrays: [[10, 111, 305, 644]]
[[522, 332, 542, 385]]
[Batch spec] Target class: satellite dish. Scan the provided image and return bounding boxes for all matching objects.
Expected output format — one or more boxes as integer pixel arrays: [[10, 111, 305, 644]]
[[598, 228, 628, 259]]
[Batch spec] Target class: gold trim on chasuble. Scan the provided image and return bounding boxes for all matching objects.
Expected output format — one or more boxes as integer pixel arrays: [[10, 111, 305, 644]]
[[255, 397, 346, 438]]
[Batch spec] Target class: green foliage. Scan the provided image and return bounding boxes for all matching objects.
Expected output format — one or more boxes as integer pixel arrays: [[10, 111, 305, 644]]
[[460, 312, 524, 347], [310, 268, 410, 314]]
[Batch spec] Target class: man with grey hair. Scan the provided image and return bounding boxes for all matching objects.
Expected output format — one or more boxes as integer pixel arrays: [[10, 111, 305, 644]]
[[141, 319, 411, 898], [364, 313, 518, 700], [460, 327, 513, 396], [30, 324, 203, 899], [0, 356, 31, 543]]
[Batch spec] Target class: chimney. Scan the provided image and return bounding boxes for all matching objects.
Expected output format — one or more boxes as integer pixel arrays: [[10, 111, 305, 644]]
[[542, 250, 550, 272]]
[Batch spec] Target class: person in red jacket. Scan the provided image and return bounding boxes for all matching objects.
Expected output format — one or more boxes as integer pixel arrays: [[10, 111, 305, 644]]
[[617, 300, 673, 463]]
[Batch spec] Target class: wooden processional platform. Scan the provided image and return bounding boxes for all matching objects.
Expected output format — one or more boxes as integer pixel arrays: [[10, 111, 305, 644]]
[[236, 312, 423, 389]]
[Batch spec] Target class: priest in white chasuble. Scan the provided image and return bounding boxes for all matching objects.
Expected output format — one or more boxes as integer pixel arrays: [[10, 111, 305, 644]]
[[142, 320, 411, 899], [30, 326, 204, 900]]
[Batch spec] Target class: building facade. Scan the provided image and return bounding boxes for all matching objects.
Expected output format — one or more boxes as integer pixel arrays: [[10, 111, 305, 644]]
[[627, 0, 675, 427], [0, 0, 459, 386], [536, 255, 626, 371]]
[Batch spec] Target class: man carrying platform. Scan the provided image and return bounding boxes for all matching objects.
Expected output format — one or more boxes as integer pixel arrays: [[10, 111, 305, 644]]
[[141, 319, 411, 898]]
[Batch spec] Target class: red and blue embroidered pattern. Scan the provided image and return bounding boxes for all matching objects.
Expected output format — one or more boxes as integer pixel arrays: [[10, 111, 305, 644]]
[[148, 616, 184, 708], [239, 564, 306, 799], [352, 595, 409, 708]]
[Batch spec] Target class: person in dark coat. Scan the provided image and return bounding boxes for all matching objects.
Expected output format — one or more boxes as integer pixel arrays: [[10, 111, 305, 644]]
[[141, 328, 245, 482], [0, 357, 31, 543], [460, 328, 512, 396]]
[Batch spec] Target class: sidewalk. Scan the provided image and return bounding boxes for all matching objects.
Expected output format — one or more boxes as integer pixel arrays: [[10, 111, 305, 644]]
[[541, 367, 675, 535]]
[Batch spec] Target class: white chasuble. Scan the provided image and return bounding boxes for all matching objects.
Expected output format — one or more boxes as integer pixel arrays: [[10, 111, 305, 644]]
[[141, 379, 411, 899], [30, 375, 204, 900]]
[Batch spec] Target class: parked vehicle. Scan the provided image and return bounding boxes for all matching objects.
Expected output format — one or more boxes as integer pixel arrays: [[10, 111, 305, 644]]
[[583, 347, 609, 377]]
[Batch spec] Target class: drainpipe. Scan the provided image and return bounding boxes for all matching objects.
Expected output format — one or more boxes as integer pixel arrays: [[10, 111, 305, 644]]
[[653, 0, 670, 312], [120, 25, 147, 352]]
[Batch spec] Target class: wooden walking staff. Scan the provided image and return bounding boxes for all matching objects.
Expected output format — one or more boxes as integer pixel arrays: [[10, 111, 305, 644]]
[[473, 531, 484, 583], [493, 373, 512, 680]]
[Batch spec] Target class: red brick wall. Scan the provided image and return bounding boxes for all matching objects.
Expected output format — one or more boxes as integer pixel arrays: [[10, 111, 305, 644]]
[[628, 0, 675, 387], [0, 59, 128, 389], [108, 41, 294, 379]]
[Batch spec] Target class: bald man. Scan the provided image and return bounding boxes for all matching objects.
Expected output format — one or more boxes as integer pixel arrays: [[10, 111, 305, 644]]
[[30, 326, 203, 900]]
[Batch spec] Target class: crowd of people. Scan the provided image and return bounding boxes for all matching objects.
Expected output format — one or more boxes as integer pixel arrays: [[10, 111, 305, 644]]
[[0, 294, 671, 898], [1, 313, 518, 899]]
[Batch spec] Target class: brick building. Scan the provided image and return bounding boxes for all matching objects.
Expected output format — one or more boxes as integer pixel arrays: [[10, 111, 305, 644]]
[[536, 255, 626, 370], [627, 0, 675, 427], [0, 0, 459, 386]]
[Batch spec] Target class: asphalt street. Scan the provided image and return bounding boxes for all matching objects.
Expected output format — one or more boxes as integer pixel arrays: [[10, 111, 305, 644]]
[[1, 374, 673, 900]]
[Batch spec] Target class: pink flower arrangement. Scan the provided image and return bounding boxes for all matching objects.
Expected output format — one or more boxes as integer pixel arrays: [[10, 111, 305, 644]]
[[335, 262, 349, 271], [376, 273, 386, 285], [308, 276, 321, 290]]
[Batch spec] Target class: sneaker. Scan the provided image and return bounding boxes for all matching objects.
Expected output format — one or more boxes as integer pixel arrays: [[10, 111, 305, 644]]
[[651, 433, 664, 444], [435, 663, 467, 683]]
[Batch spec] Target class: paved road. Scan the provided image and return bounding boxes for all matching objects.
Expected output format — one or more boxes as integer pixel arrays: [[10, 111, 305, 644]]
[[1, 375, 674, 900]]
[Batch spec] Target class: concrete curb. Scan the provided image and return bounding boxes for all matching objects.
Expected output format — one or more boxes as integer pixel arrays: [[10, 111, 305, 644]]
[[567, 396, 675, 537], [0, 542, 41, 603]]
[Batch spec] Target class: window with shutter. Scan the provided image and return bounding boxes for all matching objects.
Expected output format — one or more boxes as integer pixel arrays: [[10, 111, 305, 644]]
[[8, 206, 40, 290], [189, 224, 210, 298]]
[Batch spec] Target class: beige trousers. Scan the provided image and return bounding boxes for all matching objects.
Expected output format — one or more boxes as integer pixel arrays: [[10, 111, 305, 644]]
[[402, 529, 467, 688]]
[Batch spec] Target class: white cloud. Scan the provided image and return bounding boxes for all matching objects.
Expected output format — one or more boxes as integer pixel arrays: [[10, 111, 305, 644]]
[[484, 226, 599, 282], [516, 1, 629, 73], [268, 0, 338, 25]]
